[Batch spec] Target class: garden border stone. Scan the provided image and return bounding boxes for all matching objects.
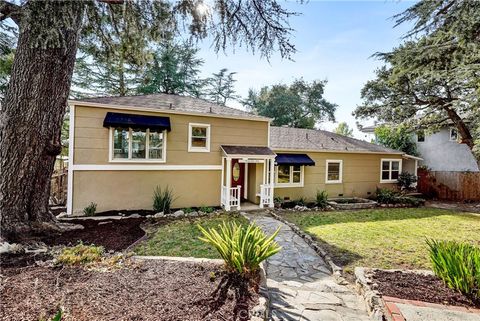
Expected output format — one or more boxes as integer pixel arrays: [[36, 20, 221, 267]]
[[328, 197, 378, 210], [354, 267, 386, 321], [132, 255, 270, 321]]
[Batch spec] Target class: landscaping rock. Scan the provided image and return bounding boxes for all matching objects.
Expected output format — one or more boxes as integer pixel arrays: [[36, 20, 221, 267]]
[[189, 211, 198, 217], [146, 215, 153, 219], [154, 212, 164, 218], [56, 212, 68, 219], [293, 205, 308, 211], [0, 241, 24, 254], [129, 213, 142, 219], [173, 210, 184, 217]]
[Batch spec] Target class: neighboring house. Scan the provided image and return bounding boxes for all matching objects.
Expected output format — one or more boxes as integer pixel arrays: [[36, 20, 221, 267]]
[[67, 94, 416, 214], [360, 125, 479, 172], [414, 127, 479, 172]]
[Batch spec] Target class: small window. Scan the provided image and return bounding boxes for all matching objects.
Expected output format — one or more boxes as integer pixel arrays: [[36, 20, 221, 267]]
[[417, 131, 425, 142], [326, 160, 343, 183], [111, 127, 166, 162], [275, 165, 304, 187], [450, 128, 458, 141], [380, 159, 401, 183], [188, 123, 210, 152]]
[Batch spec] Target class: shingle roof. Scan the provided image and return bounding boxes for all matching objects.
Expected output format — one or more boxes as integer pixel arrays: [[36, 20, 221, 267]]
[[221, 145, 275, 156], [270, 126, 402, 154], [72, 93, 269, 120]]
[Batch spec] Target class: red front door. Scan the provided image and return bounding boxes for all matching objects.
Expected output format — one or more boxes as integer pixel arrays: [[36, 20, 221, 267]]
[[231, 159, 245, 200]]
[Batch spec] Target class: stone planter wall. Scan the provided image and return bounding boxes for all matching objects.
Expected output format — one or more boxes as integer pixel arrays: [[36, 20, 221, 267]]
[[328, 198, 378, 210]]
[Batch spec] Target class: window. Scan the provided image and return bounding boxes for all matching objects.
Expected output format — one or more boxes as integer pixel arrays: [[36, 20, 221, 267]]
[[110, 127, 166, 162], [380, 159, 401, 183], [450, 128, 458, 141], [188, 123, 210, 152], [326, 160, 343, 183], [417, 131, 425, 142], [275, 165, 303, 187]]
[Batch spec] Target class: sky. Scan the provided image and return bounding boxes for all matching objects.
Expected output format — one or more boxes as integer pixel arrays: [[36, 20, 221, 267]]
[[195, 0, 415, 139]]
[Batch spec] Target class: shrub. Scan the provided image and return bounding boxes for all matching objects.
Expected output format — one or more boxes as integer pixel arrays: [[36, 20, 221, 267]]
[[274, 196, 283, 204], [198, 221, 281, 276], [375, 188, 398, 204], [183, 207, 194, 214], [316, 190, 329, 209], [397, 172, 418, 191], [294, 197, 306, 206], [153, 186, 175, 214], [426, 239, 480, 300], [83, 202, 97, 216], [199, 206, 214, 214], [56, 243, 104, 266]]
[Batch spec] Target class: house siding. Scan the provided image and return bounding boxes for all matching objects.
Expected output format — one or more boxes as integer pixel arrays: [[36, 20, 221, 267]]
[[71, 105, 269, 213], [273, 151, 400, 201]]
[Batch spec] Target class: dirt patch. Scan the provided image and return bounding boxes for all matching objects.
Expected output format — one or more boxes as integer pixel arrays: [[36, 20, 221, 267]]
[[372, 270, 479, 308], [42, 218, 148, 251], [0, 259, 259, 321], [0, 252, 53, 269]]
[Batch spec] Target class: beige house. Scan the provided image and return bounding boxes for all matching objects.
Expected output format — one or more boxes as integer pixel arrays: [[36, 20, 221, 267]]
[[67, 94, 416, 214]]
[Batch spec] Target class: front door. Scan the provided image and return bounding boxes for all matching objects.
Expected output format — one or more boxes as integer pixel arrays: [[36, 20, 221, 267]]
[[231, 159, 245, 201]]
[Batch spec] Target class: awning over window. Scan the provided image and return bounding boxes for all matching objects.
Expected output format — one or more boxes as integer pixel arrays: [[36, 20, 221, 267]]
[[103, 112, 171, 131], [275, 153, 315, 166]]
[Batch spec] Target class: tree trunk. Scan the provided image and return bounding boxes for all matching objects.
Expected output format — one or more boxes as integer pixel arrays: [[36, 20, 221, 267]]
[[443, 105, 475, 150], [0, 1, 84, 241]]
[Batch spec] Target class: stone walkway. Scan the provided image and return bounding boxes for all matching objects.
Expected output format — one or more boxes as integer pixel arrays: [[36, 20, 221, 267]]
[[244, 212, 371, 321]]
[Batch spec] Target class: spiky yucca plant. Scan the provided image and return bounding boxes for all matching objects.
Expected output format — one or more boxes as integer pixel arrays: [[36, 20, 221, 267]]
[[198, 221, 281, 276], [427, 239, 480, 300]]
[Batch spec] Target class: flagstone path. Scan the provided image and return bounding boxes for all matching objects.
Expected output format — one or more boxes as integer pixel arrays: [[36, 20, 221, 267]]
[[244, 212, 371, 321]]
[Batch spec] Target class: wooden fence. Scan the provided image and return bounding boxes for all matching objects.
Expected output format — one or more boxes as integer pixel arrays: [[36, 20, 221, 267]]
[[417, 169, 480, 201], [50, 168, 68, 205]]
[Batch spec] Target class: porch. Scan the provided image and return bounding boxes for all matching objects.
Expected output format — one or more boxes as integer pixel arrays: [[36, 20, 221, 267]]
[[220, 145, 276, 211]]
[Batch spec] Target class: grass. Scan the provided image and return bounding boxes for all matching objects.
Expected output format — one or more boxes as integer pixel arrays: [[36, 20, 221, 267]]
[[134, 214, 249, 258], [280, 208, 480, 273]]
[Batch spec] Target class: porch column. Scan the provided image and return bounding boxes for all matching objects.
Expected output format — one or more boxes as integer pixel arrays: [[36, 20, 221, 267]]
[[225, 157, 232, 211], [260, 159, 267, 208], [269, 158, 275, 208]]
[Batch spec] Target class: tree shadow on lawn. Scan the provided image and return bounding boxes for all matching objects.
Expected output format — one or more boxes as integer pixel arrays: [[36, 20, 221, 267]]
[[285, 208, 480, 228], [195, 272, 257, 321], [311, 235, 363, 269]]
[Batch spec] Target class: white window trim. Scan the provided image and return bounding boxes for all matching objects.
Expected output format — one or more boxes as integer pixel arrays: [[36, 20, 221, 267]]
[[416, 130, 425, 143], [275, 165, 304, 188], [109, 127, 167, 163], [325, 160, 343, 184], [380, 158, 402, 183], [188, 123, 211, 152], [449, 127, 458, 141]]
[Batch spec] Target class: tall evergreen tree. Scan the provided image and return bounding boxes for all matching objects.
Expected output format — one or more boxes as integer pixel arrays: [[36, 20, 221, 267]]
[[204, 68, 239, 105], [137, 41, 204, 97]]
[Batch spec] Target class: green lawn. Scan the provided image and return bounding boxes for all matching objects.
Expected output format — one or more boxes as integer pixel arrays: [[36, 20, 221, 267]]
[[134, 213, 248, 258], [280, 208, 480, 273]]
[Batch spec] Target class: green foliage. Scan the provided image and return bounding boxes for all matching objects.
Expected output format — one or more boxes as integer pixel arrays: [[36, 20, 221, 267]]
[[83, 202, 97, 216], [153, 186, 175, 214], [243, 78, 336, 129], [137, 41, 204, 97], [397, 172, 418, 190], [198, 221, 281, 276], [274, 196, 283, 204], [199, 206, 214, 214], [427, 239, 480, 299], [316, 190, 329, 209], [204, 68, 239, 105], [355, 1, 480, 154], [183, 207, 194, 214], [294, 197, 306, 206], [373, 125, 418, 156], [334, 122, 353, 137], [39, 308, 63, 321], [375, 188, 398, 204], [56, 243, 104, 266]]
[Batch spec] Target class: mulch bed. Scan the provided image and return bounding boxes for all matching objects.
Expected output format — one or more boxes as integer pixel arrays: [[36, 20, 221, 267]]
[[41, 218, 148, 252], [372, 270, 480, 309], [0, 260, 259, 321]]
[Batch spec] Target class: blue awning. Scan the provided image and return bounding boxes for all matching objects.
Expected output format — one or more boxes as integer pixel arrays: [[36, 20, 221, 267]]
[[275, 153, 315, 166], [103, 112, 171, 131]]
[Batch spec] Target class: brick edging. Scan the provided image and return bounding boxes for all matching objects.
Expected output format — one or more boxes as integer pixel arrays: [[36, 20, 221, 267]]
[[383, 296, 480, 315]]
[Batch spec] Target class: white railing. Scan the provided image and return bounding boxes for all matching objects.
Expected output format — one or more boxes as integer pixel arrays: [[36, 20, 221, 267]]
[[260, 184, 273, 208], [221, 186, 241, 211]]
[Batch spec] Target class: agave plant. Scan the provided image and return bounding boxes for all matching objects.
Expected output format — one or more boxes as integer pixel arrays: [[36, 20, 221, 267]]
[[198, 221, 281, 276], [427, 239, 480, 300]]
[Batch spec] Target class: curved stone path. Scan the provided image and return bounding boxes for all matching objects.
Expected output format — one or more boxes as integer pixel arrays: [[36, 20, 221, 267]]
[[244, 212, 371, 321]]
